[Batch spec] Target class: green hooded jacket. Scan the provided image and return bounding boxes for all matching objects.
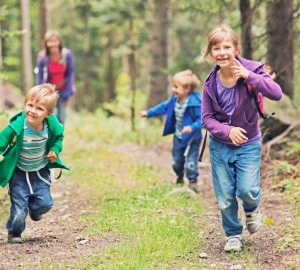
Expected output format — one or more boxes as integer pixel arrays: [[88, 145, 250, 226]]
[[0, 111, 70, 188]]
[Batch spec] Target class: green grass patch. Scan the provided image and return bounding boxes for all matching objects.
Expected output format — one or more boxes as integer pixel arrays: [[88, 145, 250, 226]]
[[31, 111, 205, 269]]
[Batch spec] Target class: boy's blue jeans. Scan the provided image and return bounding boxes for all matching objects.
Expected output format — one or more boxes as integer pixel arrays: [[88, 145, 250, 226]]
[[209, 137, 261, 236], [6, 167, 53, 234], [172, 136, 201, 183]]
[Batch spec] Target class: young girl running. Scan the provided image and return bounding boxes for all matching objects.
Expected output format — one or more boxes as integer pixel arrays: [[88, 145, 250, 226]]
[[140, 70, 202, 192], [201, 24, 282, 251]]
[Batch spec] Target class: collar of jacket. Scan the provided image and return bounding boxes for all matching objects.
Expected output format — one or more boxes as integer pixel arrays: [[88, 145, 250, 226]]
[[204, 56, 264, 88], [8, 111, 64, 135], [171, 91, 202, 107]]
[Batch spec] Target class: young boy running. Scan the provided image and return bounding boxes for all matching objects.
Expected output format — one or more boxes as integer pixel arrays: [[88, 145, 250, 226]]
[[0, 84, 69, 244]]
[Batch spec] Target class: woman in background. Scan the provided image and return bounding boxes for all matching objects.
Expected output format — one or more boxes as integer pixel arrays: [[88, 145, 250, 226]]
[[35, 30, 75, 124]]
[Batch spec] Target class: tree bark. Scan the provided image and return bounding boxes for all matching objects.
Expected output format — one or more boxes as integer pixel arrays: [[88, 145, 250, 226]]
[[0, 22, 4, 110], [38, 0, 49, 50], [147, 0, 171, 109], [129, 1, 136, 131], [266, 0, 294, 98], [240, 0, 253, 60], [21, 0, 33, 94]]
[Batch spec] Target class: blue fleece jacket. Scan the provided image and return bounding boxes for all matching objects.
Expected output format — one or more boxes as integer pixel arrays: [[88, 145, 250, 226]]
[[147, 91, 203, 147]]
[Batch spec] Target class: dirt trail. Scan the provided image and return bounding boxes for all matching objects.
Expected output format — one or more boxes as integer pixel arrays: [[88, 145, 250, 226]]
[[0, 140, 299, 269], [0, 181, 121, 269], [117, 141, 300, 270]]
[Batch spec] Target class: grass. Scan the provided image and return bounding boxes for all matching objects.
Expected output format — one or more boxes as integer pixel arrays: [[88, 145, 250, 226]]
[[59, 111, 206, 269], [1, 109, 299, 269]]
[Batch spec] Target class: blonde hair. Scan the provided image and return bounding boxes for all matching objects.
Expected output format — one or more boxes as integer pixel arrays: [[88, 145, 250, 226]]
[[172, 70, 201, 90], [25, 84, 59, 113], [203, 24, 240, 59], [44, 30, 63, 55]]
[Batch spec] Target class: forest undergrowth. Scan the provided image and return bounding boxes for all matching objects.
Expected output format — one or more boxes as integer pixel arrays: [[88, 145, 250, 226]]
[[0, 110, 299, 269]]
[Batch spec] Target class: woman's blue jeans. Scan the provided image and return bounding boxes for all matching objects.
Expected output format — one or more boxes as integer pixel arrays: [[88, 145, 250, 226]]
[[6, 167, 53, 234], [54, 96, 67, 124], [172, 136, 201, 183], [209, 137, 261, 236]]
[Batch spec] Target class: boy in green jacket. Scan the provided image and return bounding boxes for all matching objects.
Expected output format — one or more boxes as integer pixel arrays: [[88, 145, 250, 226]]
[[0, 84, 69, 244]]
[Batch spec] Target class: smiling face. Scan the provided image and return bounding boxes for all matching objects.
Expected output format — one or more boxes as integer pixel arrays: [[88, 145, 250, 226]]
[[210, 39, 240, 69], [24, 98, 51, 132], [172, 80, 191, 103], [46, 36, 61, 53]]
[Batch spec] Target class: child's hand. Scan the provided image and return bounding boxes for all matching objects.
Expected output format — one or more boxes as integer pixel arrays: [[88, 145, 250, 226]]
[[229, 127, 248, 146], [231, 58, 249, 80], [47, 150, 57, 163], [182, 126, 192, 134], [140, 111, 147, 118]]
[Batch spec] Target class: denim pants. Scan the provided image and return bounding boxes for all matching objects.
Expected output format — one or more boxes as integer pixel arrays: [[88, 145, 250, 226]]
[[209, 137, 261, 236], [172, 136, 201, 183], [6, 167, 53, 234], [54, 95, 67, 124]]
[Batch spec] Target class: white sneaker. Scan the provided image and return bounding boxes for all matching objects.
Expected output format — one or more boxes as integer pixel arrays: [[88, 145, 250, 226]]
[[224, 235, 242, 252]]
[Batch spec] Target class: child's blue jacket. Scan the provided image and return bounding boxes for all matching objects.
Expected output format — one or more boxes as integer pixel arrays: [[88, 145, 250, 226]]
[[147, 91, 203, 147]]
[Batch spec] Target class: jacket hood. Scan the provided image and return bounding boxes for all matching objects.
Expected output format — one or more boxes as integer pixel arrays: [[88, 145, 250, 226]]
[[187, 91, 202, 106], [204, 56, 264, 87]]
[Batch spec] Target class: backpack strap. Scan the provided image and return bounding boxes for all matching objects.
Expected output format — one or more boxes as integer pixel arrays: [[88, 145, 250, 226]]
[[198, 129, 207, 162], [246, 84, 275, 119]]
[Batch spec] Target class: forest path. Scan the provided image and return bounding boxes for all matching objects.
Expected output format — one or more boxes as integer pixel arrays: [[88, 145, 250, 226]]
[[0, 140, 299, 269], [116, 140, 299, 270]]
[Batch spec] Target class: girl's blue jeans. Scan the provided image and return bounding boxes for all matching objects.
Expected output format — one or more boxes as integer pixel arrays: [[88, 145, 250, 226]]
[[209, 136, 261, 236], [172, 136, 201, 183], [6, 167, 53, 234]]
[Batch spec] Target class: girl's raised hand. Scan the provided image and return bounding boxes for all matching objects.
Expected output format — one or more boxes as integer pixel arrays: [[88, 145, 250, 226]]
[[229, 127, 248, 146], [231, 58, 249, 80]]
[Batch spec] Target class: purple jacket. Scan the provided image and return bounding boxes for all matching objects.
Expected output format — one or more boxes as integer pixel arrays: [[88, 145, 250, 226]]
[[35, 48, 75, 102], [202, 57, 282, 143]]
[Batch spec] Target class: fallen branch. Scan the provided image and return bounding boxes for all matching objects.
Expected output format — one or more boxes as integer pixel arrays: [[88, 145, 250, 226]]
[[265, 122, 300, 157]]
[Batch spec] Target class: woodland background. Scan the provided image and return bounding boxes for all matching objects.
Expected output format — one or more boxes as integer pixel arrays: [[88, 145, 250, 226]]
[[0, 1, 300, 269], [0, 0, 300, 129]]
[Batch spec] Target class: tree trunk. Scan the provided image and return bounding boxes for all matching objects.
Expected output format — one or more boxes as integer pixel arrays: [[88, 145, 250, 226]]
[[147, 0, 171, 109], [0, 22, 4, 110], [266, 0, 293, 99], [21, 0, 33, 94], [240, 0, 253, 60], [129, 1, 136, 131], [38, 0, 49, 50]]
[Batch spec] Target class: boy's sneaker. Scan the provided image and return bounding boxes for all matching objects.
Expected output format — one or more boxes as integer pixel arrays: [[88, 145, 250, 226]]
[[224, 235, 242, 252], [188, 182, 199, 193], [8, 231, 23, 244], [29, 209, 42, 221], [176, 174, 184, 185], [245, 208, 262, 234]]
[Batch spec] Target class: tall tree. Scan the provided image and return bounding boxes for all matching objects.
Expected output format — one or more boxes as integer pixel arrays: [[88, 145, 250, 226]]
[[240, 0, 253, 59], [20, 0, 32, 93], [38, 0, 48, 50], [266, 0, 293, 98], [0, 21, 4, 110], [147, 0, 171, 108]]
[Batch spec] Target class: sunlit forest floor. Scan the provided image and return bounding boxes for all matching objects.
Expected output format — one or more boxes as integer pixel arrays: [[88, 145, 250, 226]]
[[0, 111, 299, 269]]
